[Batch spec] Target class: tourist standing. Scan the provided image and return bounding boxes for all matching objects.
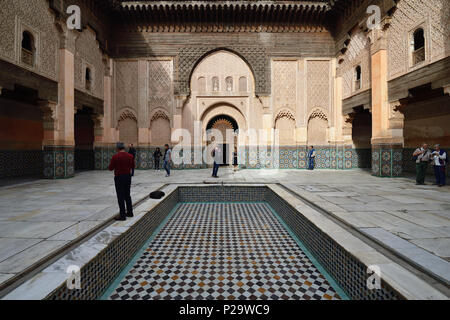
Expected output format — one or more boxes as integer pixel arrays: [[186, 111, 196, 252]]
[[212, 144, 221, 178], [128, 144, 136, 177], [153, 147, 162, 171], [233, 147, 238, 172], [163, 144, 172, 177], [307, 146, 316, 170], [431, 144, 447, 187], [109, 142, 135, 221], [413, 143, 432, 185]]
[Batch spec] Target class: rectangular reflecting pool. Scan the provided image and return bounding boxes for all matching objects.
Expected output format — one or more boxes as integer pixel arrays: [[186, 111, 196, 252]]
[[36, 185, 405, 300], [101, 202, 348, 300]]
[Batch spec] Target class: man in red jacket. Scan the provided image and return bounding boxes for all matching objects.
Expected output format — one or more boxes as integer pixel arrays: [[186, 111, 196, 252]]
[[109, 142, 135, 221]]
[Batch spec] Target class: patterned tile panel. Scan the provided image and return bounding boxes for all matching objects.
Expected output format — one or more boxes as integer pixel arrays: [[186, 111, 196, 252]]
[[105, 203, 343, 300], [0, 150, 42, 178]]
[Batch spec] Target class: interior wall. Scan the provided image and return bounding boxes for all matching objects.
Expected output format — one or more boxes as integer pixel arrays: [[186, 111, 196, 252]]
[[0, 98, 43, 178]]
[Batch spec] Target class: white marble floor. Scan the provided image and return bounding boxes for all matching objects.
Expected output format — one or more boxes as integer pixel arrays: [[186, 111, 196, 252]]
[[0, 168, 449, 288]]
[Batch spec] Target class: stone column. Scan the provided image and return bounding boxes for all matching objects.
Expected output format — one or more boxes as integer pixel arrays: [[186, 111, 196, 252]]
[[42, 22, 77, 179], [369, 28, 404, 177], [94, 57, 116, 170]]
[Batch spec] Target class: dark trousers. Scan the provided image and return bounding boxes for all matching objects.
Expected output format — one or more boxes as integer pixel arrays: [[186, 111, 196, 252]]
[[308, 157, 315, 170], [114, 174, 132, 217], [163, 160, 170, 176], [415, 162, 428, 184], [213, 162, 220, 177], [154, 158, 160, 170], [434, 165, 446, 186]]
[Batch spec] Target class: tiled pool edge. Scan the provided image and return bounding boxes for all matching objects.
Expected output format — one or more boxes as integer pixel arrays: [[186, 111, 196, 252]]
[[265, 184, 448, 300], [2, 184, 447, 300], [2, 185, 180, 300], [265, 204, 350, 300], [98, 203, 183, 300]]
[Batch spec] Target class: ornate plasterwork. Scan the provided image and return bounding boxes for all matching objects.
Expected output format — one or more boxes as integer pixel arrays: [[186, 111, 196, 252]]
[[75, 27, 104, 99], [176, 46, 269, 96], [150, 109, 170, 123], [307, 60, 330, 115], [39, 100, 58, 131], [337, 29, 371, 98], [115, 60, 139, 114], [273, 60, 297, 113], [117, 108, 138, 126], [148, 60, 173, 113], [0, 0, 59, 81], [274, 109, 296, 124], [308, 108, 328, 122], [387, 0, 449, 80]]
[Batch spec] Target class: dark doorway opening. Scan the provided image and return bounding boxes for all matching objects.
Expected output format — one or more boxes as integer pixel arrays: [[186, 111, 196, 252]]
[[75, 107, 95, 171], [351, 106, 372, 168]]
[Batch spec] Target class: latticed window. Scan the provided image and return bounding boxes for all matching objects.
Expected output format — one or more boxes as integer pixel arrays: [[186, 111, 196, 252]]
[[85, 68, 92, 91], [21, 31, 35, 67], [412, 28, 425, 66], [354, 65, 361, 91]]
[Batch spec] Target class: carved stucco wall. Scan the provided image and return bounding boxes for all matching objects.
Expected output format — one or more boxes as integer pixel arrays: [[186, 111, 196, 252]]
[[307, 60, 331, 118], [337, 30, 371, 99], [176, 46, 269, 96], [114, 60, 139, 124], [388, 0, 450, 80], [273, 61, 297, 116], [75, 27, 104, 99], [148, 60, 173, 114], [0, 0, 59, 80]]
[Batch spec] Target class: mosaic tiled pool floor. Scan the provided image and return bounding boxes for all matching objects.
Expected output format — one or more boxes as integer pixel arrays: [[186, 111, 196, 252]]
[[102, 202, 347, 300]]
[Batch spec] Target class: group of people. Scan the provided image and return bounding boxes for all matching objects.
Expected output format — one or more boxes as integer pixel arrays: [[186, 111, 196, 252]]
[[413, 143, 447, 187]]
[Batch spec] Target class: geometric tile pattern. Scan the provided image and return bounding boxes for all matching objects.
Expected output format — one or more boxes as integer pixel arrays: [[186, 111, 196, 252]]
[[371, 144, 403, 177], [106, 203, 343, 300], [42, 146, 75, 179], [0, 150, 42, 178]]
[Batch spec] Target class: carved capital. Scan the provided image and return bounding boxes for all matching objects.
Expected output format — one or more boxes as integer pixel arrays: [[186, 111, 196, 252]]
[[388, 100, 405, 129], [39, 100, 58, 130], [91, 113, 104, 136], [55, 19, 78, 53], [443, 85, 450, 96]]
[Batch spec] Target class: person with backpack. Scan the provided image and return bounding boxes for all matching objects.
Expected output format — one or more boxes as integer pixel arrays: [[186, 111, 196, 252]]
[[431, 144, 447, 187], [412, 143, 432, 185], [153, 147, 162, 171], [307, 146, 316, 170]]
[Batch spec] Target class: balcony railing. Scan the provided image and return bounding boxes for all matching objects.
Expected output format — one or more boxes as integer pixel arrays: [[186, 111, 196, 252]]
[[412, 47, 425, 66], [354, 79, 361, 91], [21, 48, 34, 66]]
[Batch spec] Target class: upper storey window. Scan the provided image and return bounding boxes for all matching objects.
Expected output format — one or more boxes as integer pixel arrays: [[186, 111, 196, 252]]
[[85, 68, 92, 91], [212, 77, 219, 92], [354, 65, 361, 91], [21, 31, 35, 67], [226, 77, 233, 92], [412, 28, 425, 66]]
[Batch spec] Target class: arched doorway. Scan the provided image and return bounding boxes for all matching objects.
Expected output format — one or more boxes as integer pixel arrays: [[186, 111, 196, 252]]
[[74, 107, 95, 171], [206, 115, 239, 166]]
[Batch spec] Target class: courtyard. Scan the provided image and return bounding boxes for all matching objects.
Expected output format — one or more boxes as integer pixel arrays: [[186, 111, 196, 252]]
[[0, 169, 449, 299]]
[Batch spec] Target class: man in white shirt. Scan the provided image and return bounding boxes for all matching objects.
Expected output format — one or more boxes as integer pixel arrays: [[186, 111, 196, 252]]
[[413, 143, 432, 185], [432, 144, 447, 187]]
